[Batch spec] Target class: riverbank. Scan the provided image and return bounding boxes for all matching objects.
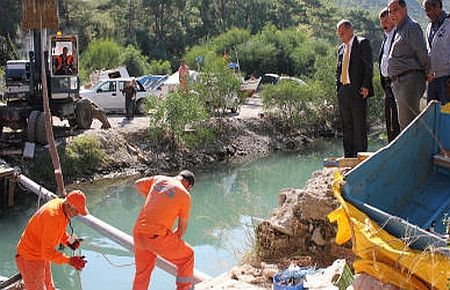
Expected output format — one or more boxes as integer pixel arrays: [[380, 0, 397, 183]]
[[8, 112, 334, 188]]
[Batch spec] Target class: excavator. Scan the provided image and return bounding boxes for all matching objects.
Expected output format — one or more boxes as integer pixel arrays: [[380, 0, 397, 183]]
[[0, 0, 110, 145]]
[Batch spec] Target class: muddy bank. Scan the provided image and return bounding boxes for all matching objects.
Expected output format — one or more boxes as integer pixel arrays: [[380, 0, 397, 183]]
[[12, 115, 332, 186]]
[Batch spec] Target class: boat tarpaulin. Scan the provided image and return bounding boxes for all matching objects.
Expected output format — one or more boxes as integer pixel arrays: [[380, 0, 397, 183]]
[[328, 172, 450, 290]]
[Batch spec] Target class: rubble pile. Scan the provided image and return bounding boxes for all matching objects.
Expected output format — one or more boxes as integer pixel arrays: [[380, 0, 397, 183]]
[[255, 168, 354, 267]]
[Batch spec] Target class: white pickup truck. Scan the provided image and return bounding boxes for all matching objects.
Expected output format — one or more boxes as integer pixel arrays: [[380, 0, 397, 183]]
[[80, 78, 148, 114]]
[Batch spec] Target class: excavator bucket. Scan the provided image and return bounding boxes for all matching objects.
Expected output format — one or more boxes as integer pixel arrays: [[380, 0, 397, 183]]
[[22, 0, 59, 31]]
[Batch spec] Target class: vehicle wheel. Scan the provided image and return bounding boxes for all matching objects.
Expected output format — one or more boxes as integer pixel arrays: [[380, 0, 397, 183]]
[[27, 110, 40, 143], [35, 112, 48, 145], [75, 100, 93, 129], [68, 118, 77, 128], [135, 99, 146, 115]]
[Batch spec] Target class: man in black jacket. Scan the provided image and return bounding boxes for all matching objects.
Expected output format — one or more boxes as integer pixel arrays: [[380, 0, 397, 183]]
[[336, 19, 373, 158]]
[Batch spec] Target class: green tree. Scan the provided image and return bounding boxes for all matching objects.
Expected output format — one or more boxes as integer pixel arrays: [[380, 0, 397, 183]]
[[192, 56, 242, 117], [0, 0, 20, 65], [148, 59, 172, 75], [120, 45, 151, 76], [79, 39, 121, 80], [146, 91, 211, 149]]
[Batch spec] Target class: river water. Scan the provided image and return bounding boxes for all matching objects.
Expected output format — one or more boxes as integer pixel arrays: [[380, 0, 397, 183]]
[[0, 140, 381, 289]]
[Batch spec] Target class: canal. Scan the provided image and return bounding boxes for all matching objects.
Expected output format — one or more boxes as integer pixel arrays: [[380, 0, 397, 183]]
[[0, 140, 381, 289]]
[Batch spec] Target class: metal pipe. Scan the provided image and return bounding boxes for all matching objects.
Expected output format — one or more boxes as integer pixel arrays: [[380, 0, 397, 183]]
[[16, 174, 210, 284]]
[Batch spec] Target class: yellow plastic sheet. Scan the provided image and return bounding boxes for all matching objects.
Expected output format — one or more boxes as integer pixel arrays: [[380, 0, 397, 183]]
[[442, 103, 450, 114], [328, 172, 450, 290]]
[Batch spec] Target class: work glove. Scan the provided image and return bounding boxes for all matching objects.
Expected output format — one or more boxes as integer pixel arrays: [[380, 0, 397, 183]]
[[67, 238, 83, 251], [69, 256, 87, 271]]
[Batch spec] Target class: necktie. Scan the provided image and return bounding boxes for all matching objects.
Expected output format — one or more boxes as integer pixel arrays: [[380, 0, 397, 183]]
[[341, 44, 350, 85]]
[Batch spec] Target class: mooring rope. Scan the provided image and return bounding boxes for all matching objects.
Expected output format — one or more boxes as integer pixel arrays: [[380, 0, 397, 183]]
[[68, 238, 135, 290], [83, 239, 135, 268], [36, 185, 43, 210]]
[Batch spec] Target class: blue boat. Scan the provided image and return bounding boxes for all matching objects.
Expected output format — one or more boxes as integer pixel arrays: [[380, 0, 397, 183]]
[[341, 101, 450, 255]]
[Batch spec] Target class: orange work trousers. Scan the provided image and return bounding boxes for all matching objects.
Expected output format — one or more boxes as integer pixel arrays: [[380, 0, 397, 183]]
[[15, 254, 56, 290], [133, 231, 194, 290]]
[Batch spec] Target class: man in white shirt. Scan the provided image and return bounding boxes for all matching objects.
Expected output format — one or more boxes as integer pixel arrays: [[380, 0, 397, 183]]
[[379, 7, 400, 142]]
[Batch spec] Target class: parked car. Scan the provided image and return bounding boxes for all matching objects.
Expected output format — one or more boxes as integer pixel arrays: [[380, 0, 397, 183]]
[[137, 74, 168, 91], [80, 78, 149, 114], [255, 73, 305, 95], [256, 74, 305, 90]]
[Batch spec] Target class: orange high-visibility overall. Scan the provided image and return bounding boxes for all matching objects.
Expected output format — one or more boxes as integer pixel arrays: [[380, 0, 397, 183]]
[[16, 198, 71, 290], [133, 176, 193, 290]]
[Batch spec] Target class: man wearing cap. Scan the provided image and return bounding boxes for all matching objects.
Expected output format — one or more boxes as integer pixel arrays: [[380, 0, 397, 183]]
[[132, 170, 195, 290], [16, 190, 89, 290]]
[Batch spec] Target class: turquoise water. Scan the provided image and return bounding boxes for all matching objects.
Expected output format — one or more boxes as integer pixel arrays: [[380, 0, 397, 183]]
[[0, 140, 382, 289]]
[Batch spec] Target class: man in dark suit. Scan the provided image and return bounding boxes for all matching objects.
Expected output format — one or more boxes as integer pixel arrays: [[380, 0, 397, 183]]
[[379, 8, 400, 142], [336, 19, 373, 158]]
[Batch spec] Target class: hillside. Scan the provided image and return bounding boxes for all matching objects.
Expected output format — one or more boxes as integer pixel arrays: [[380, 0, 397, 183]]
[[334, 0, 450, 26]]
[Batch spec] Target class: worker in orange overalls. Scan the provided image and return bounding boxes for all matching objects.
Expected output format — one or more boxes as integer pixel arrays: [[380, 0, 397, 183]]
[[133, 170, 195, 290], [16, 190, 89, 290], [55, 46, 74, 75]]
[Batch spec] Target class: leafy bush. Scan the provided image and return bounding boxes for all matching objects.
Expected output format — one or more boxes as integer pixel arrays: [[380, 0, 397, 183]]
[[262, 80, 321, 131], [146, 91, 213, 149], [30, 135, 111, 180]]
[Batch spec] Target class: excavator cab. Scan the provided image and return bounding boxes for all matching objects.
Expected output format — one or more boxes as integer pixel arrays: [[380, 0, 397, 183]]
[[50, 34, 78, 77], [49, 34, 79, 100]]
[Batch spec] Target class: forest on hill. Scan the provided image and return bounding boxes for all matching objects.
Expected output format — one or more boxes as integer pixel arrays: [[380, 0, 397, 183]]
[[334, 0, 450, 26], [0, 0, 441, 79]]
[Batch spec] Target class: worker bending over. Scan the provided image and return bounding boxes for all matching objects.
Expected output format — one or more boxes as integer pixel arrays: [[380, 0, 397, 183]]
[[133, 170, 195, 290], [16, 190, 89, 290]]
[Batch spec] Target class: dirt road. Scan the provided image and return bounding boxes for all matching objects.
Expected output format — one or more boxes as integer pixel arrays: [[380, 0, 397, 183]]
[[74, 96, 263, 130]]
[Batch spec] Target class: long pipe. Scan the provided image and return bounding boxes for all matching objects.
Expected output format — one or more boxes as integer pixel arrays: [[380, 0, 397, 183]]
[[16, 174, 211, 284]]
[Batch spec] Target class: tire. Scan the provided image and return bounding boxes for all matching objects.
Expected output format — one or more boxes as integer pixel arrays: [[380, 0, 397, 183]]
[[75, 100, 93, 129], [135, 99, 146, 115], [35, 112, 48, 145], [27, 110, 40, 143], [68, 118, 77, 128]]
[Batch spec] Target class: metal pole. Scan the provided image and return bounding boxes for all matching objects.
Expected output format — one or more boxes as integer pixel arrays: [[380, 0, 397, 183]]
[[16, 174, 211, 284]]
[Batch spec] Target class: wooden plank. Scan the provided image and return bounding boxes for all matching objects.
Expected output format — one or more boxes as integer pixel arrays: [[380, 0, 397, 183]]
[[22, 0, 58, 31]]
